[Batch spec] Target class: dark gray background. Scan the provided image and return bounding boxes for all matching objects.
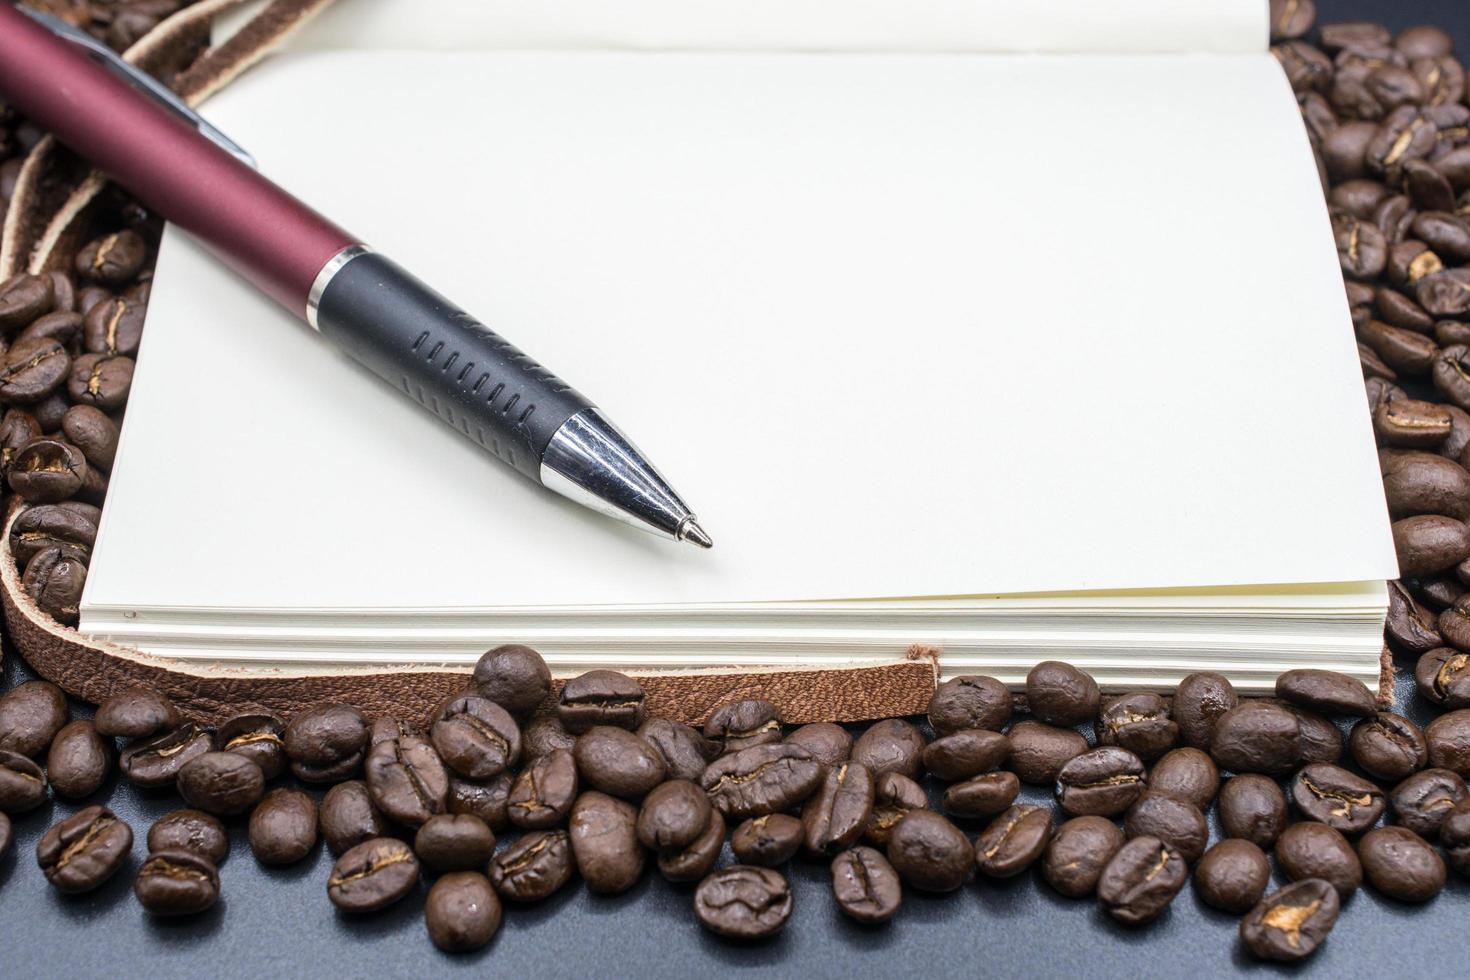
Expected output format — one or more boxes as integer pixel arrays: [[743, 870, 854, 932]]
[[3, 1, 1468, 976]]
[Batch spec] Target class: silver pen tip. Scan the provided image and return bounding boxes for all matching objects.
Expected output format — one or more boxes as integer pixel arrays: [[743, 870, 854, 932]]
[[678, 519, 714, 549]]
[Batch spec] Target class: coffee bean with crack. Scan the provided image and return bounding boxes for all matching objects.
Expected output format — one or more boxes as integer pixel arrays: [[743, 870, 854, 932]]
[[557, 669, 646, 733], [1415, 647, 1470, 707], [703, 698, 782, 754], [36, 805, 133, 894], [0, 408, 40, 471], [1350, 712, 1428, 781], [1240, 879, 1340, 962], [801, 760, 874, 856], [217, 711, 287, 780], [866, 772, 927, 845], [1333, 211, 1388, 279], [75, 230, 147, 287], [0, 337, 70, 404], [66, 352, 133, 410], [8, 503, 97, 565], [1096, 836, 1189, 925], [488, 829, 573, 902], [284, 703, 369, 782], [21, 547, 86, 626], [1042, 815, 1125, 899], [1375, 398, 1453, 448], [1054, 747, 1146, 817], [1420, 273, 1470, 323], [135, 848, 220, 916], [431, 693, 521, 780], [831, 846, 901, 925], [694, 865, 793, 939], [507, 747, 577, 829], [81, 295, 146, 357], [1290, 763, 1386, 834], [1391, 767, 1468, 837], [657, 807, 725, 881], [7, 439, 86, 504], [700, 743, 823, 819], [327, 837, 420, 912], [974, 804, 1052, 878], [1095, 693, 1178, 761], [731, 813, 803, 866], [364, 734, 449, 827]]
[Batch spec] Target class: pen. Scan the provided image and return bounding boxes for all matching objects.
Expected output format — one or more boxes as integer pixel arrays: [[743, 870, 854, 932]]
[[0, 4, 713, 549]]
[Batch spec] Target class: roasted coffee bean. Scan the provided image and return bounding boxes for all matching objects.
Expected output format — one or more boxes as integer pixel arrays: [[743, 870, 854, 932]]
[[148, 810, 228, 866], [1195, 839, 1270, 913], [488, 829, 573, 901], [636, 716, 716, 780], [1391, 767, 1468, 837], [320, 780, 390, 855], [1025, 660, 1101, 726], [76, 230, 146, 286], [1097, 836, 1188, 925], [657, 808, 725, 881], [1277, 821, 1362, 897], [887, 810, 971, 892], [1375, 283, 1437, 330], [1277, 40, 1333, 95], [1276, 668, 1377, 716], [943, 770, 1020, 820], [1416, 647, 1470, 708], [77, 286, 111, 318], [1148, 747, 1220, 810], [328, 837, 420, 912], [1394, 514, 1470, 575], [524, 714, 579, 761], [802, 761, 874, 856], [704, 698, 782, 754], [784, 722, 852, 769], [1350, 712, 1428, 781], [830, 846, 901, 925], [119, 722, 213, 789], [177, 751, 265, 817], [573, 726, 666, 800], [0, 748, 47, 812], [370, 717, 420, 746], [867, 771, 928, 843], [94, 684, 178, 740], [249, 787, 318, 865], [1389, 239, 1444, 286], [1334, 212, 1388, 278], [1054, 747, 1146, 817], [694, 865, 792, 939], [0, 408, 40, 471], [1007, 720, 1088, 785], [0, 337, 69, 403], [133, 848, 219, 917], [9, 503, 96, 566], [1211, 701, 1303, 775], [1434, 343, 1470, 406], [81, 295, 145, 356], [850, 719, 924, 779], [432, 694, 522, 780], [1332, 178, 1391, 218], [1269, 0, 1314, 42], [1041, 815, 1124, 898], [1218, 773, 1290, 848], [425, 871, 501, 953], [1291, 763, 1386, 834], [0, 679, 68, 757], [637, 778, 711, 852], [1441, 797, 1470, 875], [217, 711, 287, 780], [60, 405, 118, 472], [1283, 702, 1345, 765], [731, 813, 803, 866], [1324, 120, 1380, 181], [1241, 879, 1340, 962], [1439, 598, 1470, 647], [557, 669, 646, 733], [1359, 825, 1446, 901], [927, 674, 1012, 735], [413, 813, 495, 872], [921, 729, 1008, 782], [471, 643, 551, 716], [22, 547, 85, 624], [67, 352, 133, 410], [447, 772, 512, 832], [7, 439, 85, 504], [284, 703, 369, 782], [507, 747, 577, 829], [1383, 451, 1470, 522], [701, 742, 822, 819], [1426, 709, 1470, 775], [1124, 792, 1208, 863], [46, 719, 109, 799], [973, 804, 1051, 878], [569, 790, 644, 894], [37, 805, 131, 893], [0, 273, 53, 331], [1096, 693, 1178, 761], [364, 734, 449, 827], [18, 310, 82, 349]]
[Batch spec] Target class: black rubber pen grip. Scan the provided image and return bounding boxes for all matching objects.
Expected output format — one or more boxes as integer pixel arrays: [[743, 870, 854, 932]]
[[314, 252, 592, 479]]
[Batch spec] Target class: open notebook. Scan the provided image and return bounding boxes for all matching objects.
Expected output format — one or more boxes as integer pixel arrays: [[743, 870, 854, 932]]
[[79, 0, 1399, 691]]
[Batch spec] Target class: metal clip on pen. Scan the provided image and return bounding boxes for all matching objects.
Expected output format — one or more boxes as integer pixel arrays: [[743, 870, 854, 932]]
[[2, 5, 712, 547]]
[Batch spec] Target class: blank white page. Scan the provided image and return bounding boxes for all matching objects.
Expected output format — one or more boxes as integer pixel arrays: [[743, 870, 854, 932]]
[[82, 48, 1397, 615]]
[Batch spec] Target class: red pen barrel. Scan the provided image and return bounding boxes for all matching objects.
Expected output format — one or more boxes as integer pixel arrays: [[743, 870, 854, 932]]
[[0, 3, 356, 314]]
